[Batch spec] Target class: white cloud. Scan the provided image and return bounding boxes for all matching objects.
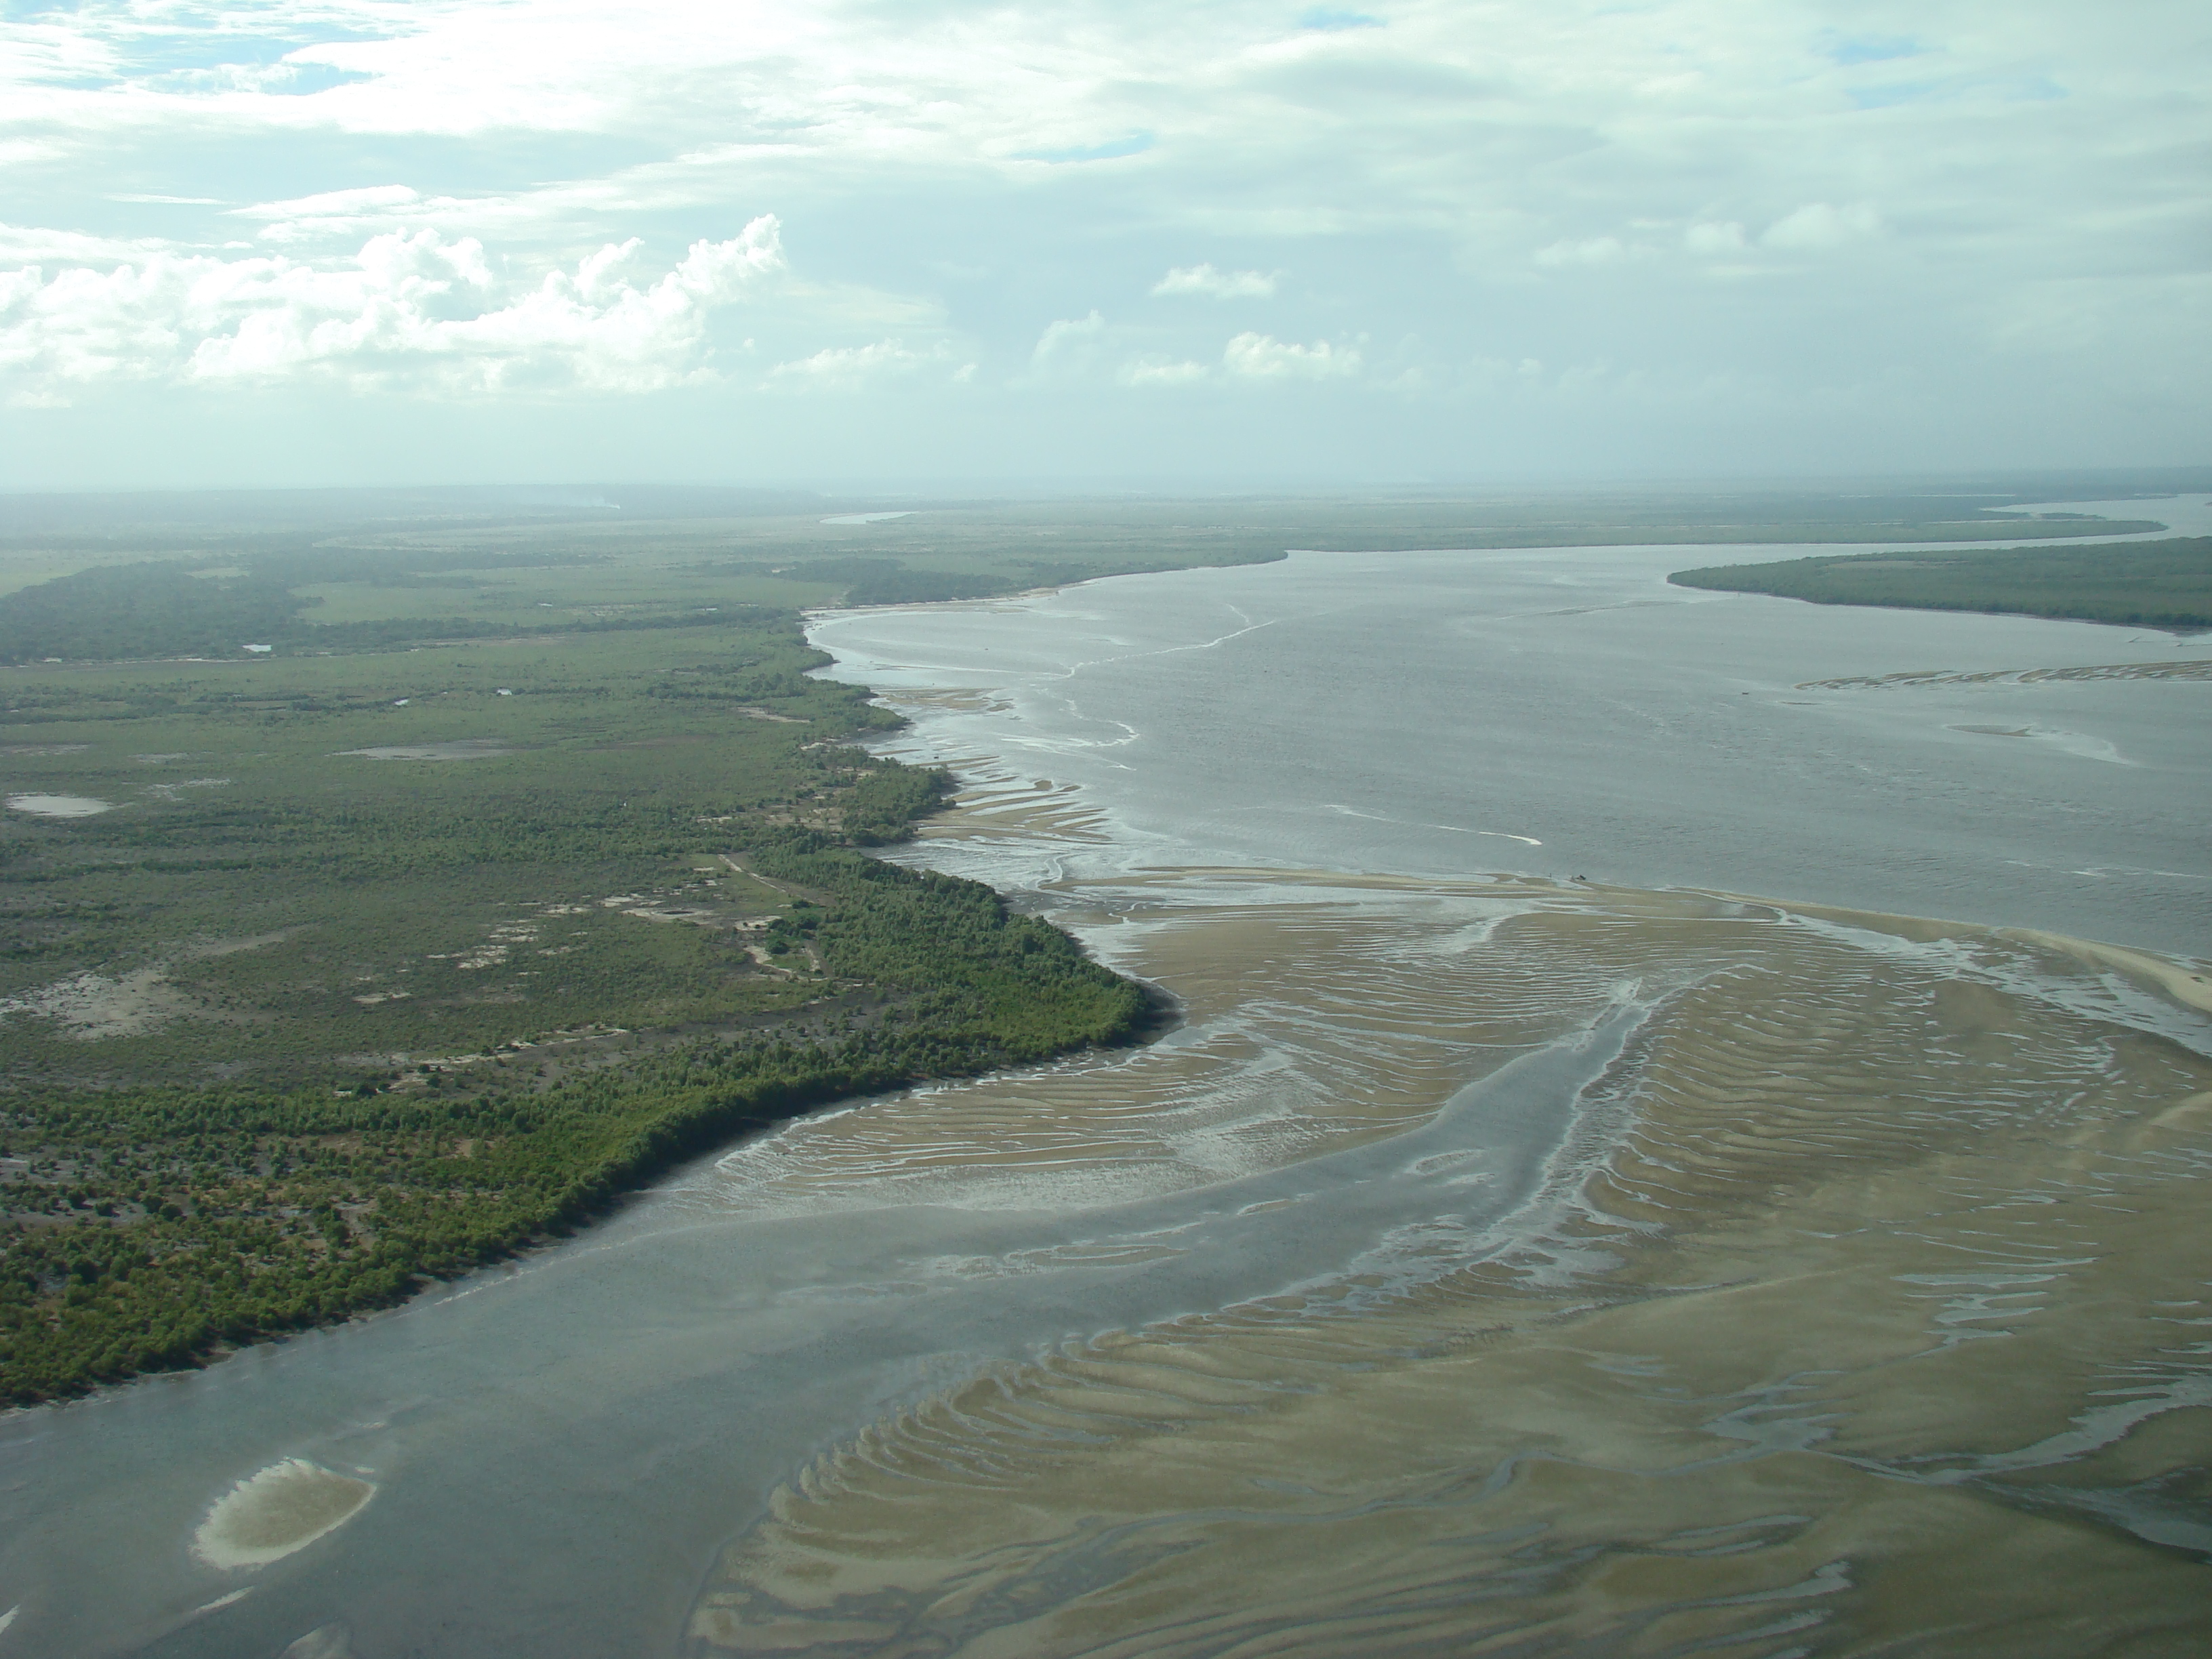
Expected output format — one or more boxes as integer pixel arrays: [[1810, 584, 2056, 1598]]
[[235, 184, 424, 222], [1223, 332, 1361, 380], [0, 218, 787, 402], [1033, 311, 1107, 363], [767, 337, 957, 386], [0, 1, 2205, 476], [0, 139, 66, 168], [1683, 220, 1746, 256], [1118, 358, 1210, 387], [1151, 264, 1277, 299], [1762, 202, 1881, 249]]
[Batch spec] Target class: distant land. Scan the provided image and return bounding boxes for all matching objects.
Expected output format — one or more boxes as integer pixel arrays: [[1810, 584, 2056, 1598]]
[[1669, 535, 2212, 631]]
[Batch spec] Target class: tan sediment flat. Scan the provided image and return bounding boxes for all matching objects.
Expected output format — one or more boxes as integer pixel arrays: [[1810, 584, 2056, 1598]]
[[337, 741, 513, 761], [192, 1459, 376, 1570], [682, 861, 2212, 1656], [1997, 926, 2212, 1017], [1801, 660, 2212, 690], [0, 965, 199, 1039], [914, 770, 1116, 848]]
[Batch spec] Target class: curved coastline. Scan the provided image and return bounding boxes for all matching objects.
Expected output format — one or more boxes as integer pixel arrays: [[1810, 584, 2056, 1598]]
[[675, 792, 2212, 1656], [664, 575, 2212, 1654]]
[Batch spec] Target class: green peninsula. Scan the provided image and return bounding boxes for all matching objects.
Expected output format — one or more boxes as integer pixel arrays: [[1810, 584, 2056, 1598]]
[[0, 523, 1179, 1402], [1668, 536, 2212, 630]]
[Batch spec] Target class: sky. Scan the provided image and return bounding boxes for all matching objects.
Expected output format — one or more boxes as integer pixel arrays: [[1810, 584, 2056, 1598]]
[[0, 1, 2205, 490]]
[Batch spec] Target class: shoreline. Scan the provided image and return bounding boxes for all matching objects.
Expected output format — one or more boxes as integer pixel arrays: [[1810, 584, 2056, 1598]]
[[678, 836, 2212, 1653], [659, 606, 2212, 1653]]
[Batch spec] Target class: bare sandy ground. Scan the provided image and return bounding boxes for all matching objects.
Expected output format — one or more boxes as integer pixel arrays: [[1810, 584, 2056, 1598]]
[[667, 825, 2212, 1656]]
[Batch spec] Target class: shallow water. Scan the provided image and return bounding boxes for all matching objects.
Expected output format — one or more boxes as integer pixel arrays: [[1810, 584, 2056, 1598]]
[[0, 509, 2206, 1657], [809, 497, 2211, 958]]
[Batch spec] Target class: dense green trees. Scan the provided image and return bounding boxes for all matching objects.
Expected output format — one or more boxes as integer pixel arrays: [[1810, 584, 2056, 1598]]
[[1669, 537, 2212, 629], [0, 605, 1153, 1403]]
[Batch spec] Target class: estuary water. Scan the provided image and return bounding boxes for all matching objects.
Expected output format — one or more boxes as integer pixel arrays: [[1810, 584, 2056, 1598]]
[[0, 506, 2207, 1657]]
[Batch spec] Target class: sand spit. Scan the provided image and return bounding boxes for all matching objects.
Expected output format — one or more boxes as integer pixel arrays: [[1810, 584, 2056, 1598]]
[[682, 872, 2212, 1656], [192, 1459, 375, 1570], [1999, 925, 2212, 1017], [1803, 659, 2212, 691]]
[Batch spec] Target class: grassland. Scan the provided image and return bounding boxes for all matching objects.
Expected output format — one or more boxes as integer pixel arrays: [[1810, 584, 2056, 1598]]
[[1668, 537, 2212, 630]]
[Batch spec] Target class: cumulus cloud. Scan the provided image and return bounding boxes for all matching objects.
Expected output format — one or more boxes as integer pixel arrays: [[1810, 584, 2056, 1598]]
[[0, 1, 2203, 474], [1223, 332, 1360, 380], [1033, 310, 1107, 361], [767, 337, 961, 385], [0, 218, 786, 402], [1151, 264, 1277, 299], [1118, 358, 1210, 387]]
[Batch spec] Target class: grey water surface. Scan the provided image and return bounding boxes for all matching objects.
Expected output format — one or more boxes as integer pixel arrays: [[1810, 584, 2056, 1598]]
[[811, 499, 2211, 957]]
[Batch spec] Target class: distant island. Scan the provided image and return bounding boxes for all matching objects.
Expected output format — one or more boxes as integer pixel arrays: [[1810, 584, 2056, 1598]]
[[1668, 536, 2212, 630]]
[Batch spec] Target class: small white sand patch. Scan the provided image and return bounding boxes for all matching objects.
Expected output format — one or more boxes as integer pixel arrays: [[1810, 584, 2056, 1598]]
[[339, 741, 511, 762], [5, 794, 112, 817], [142, 777, 230, 801], [0, 967, 193, 1039], [279, 1623, 354, 1658], [192, 1459, 376, 1570], [0, 1605, 16, 1635]]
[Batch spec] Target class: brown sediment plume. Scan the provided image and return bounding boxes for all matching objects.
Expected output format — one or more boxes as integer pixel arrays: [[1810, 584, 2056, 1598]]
[[679, 863, 2212, 1656]]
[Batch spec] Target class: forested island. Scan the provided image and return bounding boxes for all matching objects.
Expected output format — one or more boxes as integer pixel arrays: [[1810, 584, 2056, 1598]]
[[1668, 535, 2212, 630]]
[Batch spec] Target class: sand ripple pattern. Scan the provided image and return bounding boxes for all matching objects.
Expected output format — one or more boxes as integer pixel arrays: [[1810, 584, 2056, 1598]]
[[677, 855, 2212, 1656]]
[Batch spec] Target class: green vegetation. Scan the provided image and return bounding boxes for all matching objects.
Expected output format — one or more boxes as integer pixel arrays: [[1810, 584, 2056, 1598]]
[[0, 529, 1159, 1402], [1668, 537, 2212, 630], [0, 848, 1141, 1403]]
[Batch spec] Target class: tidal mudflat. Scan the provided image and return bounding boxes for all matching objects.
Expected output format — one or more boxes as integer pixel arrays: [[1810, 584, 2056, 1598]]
[[674, 797, 2212, 1656], [714, 521, 2208, 1654]]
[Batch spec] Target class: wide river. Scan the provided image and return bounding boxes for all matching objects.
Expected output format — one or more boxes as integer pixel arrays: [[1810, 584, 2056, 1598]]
[[1, 502, 2207, 1657]]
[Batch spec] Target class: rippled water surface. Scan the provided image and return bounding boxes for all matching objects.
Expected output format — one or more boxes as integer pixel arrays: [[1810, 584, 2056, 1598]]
[[1, 510, 2207, 1657]]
